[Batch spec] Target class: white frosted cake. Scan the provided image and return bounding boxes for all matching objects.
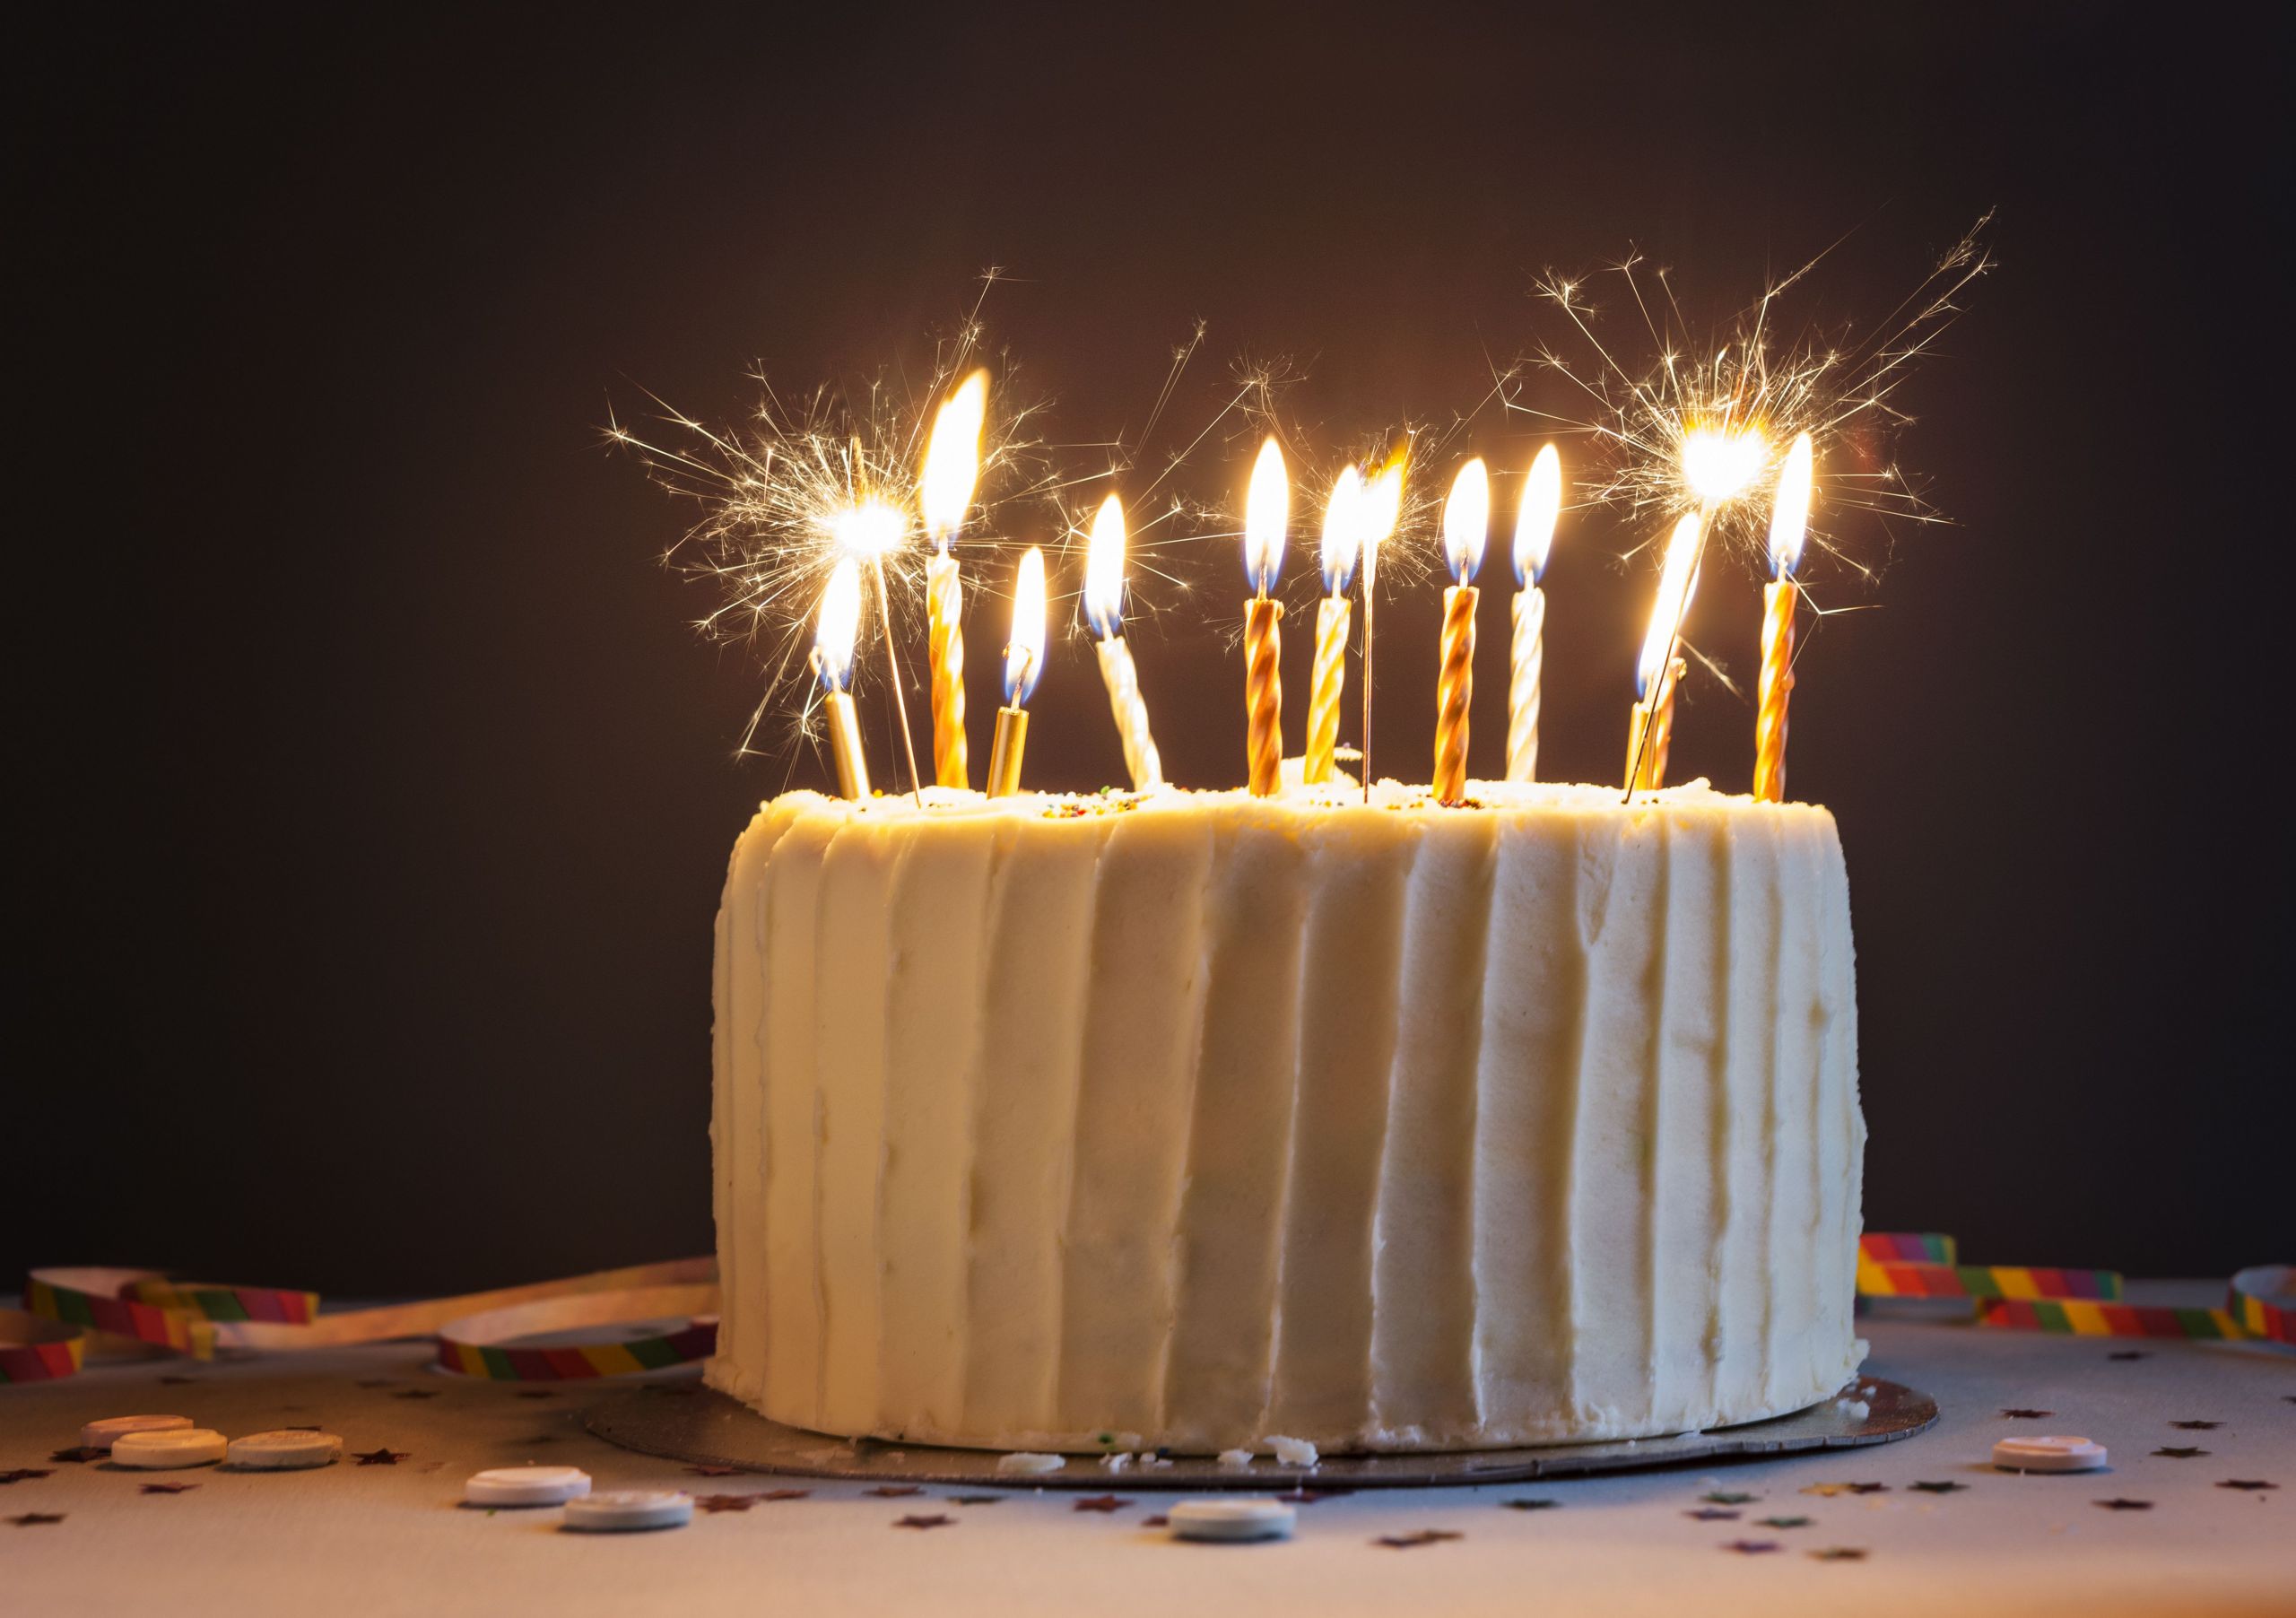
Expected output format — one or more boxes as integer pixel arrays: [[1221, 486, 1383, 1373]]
[[707, 781, 1865, 1453]]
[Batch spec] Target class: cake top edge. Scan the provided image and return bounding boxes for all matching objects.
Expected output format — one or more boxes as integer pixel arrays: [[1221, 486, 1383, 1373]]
[[759, 778, 1833, 820]]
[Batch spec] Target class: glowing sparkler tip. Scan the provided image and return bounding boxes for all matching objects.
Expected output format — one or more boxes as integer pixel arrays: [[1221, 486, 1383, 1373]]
[[1243, 435, 1289, 596], [1681, 426, 1770, 505], [1515, 443, 1562, 586], [1320, 465, 1363, 596], [1441, 457, 1489, 585], [1769, 431, 1814, 578], [813, 557, 864, 692], [831, 499, 908, 560], [1084, 493, 1126, 639], [1004, 545, 1048, 706], [921, 369, 989, 546]]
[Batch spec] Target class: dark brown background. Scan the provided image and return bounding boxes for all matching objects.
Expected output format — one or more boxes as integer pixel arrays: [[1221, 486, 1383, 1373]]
[[14, 4, 2290, 1291]]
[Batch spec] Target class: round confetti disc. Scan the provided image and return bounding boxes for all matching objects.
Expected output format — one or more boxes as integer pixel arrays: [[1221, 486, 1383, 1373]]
[[465, 1465, 594, 1507], [111, 1428, 229, 1468], [227, 1430, 344, 1470], [1993, 1435, 2107, 1473], [81, 1414, 193, 1450], [562, 1490, 693, 1532], [1170, 1496, 1297, 1542]]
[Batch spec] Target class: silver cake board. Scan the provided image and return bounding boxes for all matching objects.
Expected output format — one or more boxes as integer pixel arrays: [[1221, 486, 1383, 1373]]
[[585, 1378, 1937, 1490]]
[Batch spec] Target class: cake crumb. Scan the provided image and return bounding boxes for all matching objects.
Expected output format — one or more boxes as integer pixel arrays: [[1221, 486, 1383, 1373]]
[[1217, 1448, 1255, 1469], [1100, 1453, 1132, 1472], [995, 1452, 1065, 1475], [1835, 1398, 1871, 1421], [1266, 1435, 1319, 1466]]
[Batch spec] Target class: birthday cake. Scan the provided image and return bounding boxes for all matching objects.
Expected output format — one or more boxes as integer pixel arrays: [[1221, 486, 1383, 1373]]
[[706, 780, 1865, 1453]]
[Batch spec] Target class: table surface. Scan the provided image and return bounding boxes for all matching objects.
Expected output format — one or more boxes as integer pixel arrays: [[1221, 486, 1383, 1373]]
[[5, 1282, 2290, 1617]]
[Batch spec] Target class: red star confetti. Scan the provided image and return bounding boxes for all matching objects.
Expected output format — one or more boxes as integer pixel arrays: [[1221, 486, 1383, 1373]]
[[1909, 1481, 1967, 1493], [892, 1514, 952, 1529], [1700, 1491, 1757, 1505], [688, 1466, 744, 1477], [761, 1490, 811, 1501], [865, 1485, 923, 1498], [10, 1514, 65, 1527], [2000, 1409, 2053, 1420], [1720, 1540, 1781, 1554], [2170, 1420, 2221, 1431], [0, 1470, 54, 1485], [1073, 1495, 1133, 1513], [1142, 1514, 1170, 1527], [48, 1448, 103, 1465], [2217, 1480, 2278, 1492], [1376, 1529, 1464, 1549], [1809, 1546, 1868, 1561], [2094, 1499, 2152, 1510], [140, 1483, 200, 1495], [1685, 1508, 1742, 1521], [2153, 1448, 2208, 1459], [354, 1448, 409, 1466], [1758, 1516, 1812, 1529], [947, 1495, 1002, 1506], [1503, 1498, 1559, 1510], [694, 1494, 761, 1513]]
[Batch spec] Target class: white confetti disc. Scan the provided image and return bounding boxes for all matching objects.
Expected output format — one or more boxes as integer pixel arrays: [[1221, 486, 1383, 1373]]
[[1170, 1496, 1297, 1543], [111, 1428, 229, 1468], [561, 1490, 693, 1532], [227, 1430, 344, 1470], [465, 1466, 594, 1507], [1993, 1435, 2108, 1473], [80, 1414, 193, 1450], [994, 1451, 1065, 1475]]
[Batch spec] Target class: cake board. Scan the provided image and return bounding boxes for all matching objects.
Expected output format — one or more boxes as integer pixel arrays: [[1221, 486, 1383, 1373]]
[[586, 1378, 1937, 1489]]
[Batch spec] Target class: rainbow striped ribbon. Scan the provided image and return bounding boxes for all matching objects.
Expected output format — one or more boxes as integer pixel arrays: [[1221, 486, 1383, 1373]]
[[1978, 1297, 2242, 1340], [1857, 1255, 2124, 1301], [0, 1309, 88, 1383]]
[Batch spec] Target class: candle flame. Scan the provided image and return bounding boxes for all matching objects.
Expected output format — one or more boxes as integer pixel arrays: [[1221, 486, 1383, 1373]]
[[1442, 457, 1489, 585], [1681, 426, 1769, 506], [831, 499, 907, 560], [813, 557, 863, 692], [1243, 435, 1289, 596], [1320, 465, 1363, 596], [1514, 443, 1561, 586], [1004, 544, 1047, 706], [1637, 512, 1703, 700], [1769, 431, 1813, 578], [1084, 493, 1127, 639], [920, 369, 989, 549], [1359, 452, 1405, 585]]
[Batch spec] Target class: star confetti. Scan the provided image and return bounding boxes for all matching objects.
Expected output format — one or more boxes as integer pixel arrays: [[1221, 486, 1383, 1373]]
[[354, 1448, 409, 1466], [892, 1514, 952, 1529], [1800, 1483, 1888, 1497], [140, 1483, 200, 1495], [1686, 1508, 1742, 1521], [1701, 1491, 1757, 1505], [1758, 1516, 1813, 1529], [1909, 1481, 1967, 1493], [2107, 1351, 2148, 1361], [2170, 1420, 2221, 1431], [946, 1495, 1001, 1506], [695, 1494, 761, 1513], [761, 1490, 810, 1501], [390, 1389, 441, 1401], [2217, 1480, 2278, 1492], [688, 1466, 744, 1477], [0, 1470, 54, 1485], [865, 1485, 923, 1498], [1809, 1546, 1868, 1561], [353, 1379, 396, 1389], [49, 1448, 103, 1465], [1073, 1495, 1133, 1513], [1503, 1498, 1559, 1510], [2094, 1499, 2152, 1510], [1376, 1529, 1464, 1549], [1720, 1540, 1781, 1554], [515, 1390, 556, 1400], [1142, 1514, 1170, 1527], [158, 1375, 198, 1386], [2153, 1448, 2208, 1459], [2000, 1409, 2053, 1420], [10, 1513, 65, 1527]]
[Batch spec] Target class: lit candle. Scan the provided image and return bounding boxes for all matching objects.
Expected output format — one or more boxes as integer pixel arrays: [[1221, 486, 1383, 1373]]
[[1241, 437, 1288, 797], [1083, 493, 1163, 791], [1304, 465, 1362, 786], [811, 558, 869, 799], [830, 477, 922, 804], [1506, 444, 1561, 783], [1356, 453, 1405, 802], [918, 370, 988, 790], [1754, 432, 1813, 803], [1432, 458, 1489, 805], [987, 545, 1046, 798], [1625, 512, 1703, 793]]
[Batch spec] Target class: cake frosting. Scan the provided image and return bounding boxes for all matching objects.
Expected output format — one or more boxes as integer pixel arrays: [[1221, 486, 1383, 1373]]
[[708, 780, 1865, 1452]]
